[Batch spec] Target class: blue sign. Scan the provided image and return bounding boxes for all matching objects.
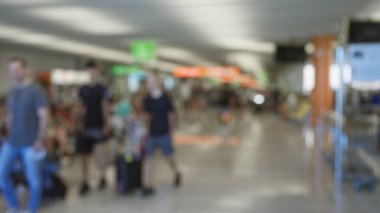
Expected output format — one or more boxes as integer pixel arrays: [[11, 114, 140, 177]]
[[349, 44, 380, 81]]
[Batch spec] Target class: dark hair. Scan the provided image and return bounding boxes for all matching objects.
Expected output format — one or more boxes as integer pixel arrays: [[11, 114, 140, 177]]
[[8, 57, 27, 67], [85, 60, 97, 69]]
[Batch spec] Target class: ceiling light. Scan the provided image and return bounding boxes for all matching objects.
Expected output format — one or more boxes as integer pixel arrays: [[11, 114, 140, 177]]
[[329, 64, 340, 90], [329, 64, 352, 90], [29, 7, 133, 35], [0, 25, 58, 45], [305, 43, 315, 54], [156, 61, 180, 72], [303, 64, 315, 94], [253, 94, 265, 105], [226, 52, 265, 73], [170, 5, 249, 24], [351, 80, 380, 91], [0, 23, 176, 72], [160, 0, 239, 7], [162, 2, 252, 40], [216, 38, 275, 54], [0, 23, 132, 63], [158, 46, 215, 65], [0, 0, 59, 5]]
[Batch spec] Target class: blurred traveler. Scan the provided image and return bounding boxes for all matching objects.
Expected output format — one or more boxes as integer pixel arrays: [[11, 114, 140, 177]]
[[179, 79, 192, 109], [142, 74, 182, 196], [46, 104, 70, 160], [53, 102, 72, 128], [115, 96, 131, 120], [41, 104, 69, 199], [0, 57, 48, 213], [75, 61, 111, 196], [217, 85, 237, 144], [218, 84, 236, 122], [115, 96, 146, 194], [123, 95, 146, 156], [219, 84, 232, 108], [272, 89, 281, 113], [109, 97, 126, 143]]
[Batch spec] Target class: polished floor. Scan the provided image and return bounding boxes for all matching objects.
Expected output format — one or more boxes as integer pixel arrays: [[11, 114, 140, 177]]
[[1, 109, 380, 213]]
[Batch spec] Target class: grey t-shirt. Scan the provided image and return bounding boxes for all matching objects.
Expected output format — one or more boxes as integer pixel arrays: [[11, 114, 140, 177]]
[[7, 83, 48, 147]]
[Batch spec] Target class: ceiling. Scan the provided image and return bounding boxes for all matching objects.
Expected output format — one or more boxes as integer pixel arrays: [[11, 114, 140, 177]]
[[0, 0, 376, 68]]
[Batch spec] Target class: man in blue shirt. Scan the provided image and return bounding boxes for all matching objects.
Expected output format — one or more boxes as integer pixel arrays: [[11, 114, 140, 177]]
[[0, 57, 48, 213]]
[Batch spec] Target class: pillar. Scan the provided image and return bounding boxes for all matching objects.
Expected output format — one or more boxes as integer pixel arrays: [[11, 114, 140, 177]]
[[311, 36, 334, 126]]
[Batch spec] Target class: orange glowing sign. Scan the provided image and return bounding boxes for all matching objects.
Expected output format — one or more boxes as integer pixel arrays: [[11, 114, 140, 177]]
[[204, 66, 240, 79], [172, 66, 240, 80], [173, 67, 205, 78]]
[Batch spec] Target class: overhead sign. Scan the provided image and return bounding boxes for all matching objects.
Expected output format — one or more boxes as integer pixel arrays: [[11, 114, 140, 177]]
[[131, 40, 156, 62], [204, 66, 240, 79], [349, 43, 380, 82], [349, 21, 380, 44], [172, 66, 240, 80], [52, 69, 90, 85], [112, 65, 141, 75], [173, 67, 205, 78]]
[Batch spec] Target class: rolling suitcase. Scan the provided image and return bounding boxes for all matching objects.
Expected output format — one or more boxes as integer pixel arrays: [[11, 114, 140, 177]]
[[42, 174, 67, 199], [116, 154, 142, 194]]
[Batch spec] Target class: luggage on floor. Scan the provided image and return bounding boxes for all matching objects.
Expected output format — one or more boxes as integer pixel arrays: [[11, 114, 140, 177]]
[[115, 154, 142, 194], [42, 173, 67, 199], [352, 175, 377, 192]]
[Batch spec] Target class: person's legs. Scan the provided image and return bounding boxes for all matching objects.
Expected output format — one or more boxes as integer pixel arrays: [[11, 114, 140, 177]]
[[79, 154, 90, 194], [143, 137, 156, 196], [76, 135, 94, 195], [160, 135, 177, 171], [160, 135, 182, 187], [166, 156, 179, 175], [0, 143, 19, 211], [21, 147, 41, 213], [94, 141, 110, 189], [80, 154, 90, 182], [143, 157, 154, 188]]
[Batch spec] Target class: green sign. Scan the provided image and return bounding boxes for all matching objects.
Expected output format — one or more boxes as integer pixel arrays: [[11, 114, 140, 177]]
[[131, 40, 156, 62], [112, 65, 141, 76], [257, 70, 269, 88]]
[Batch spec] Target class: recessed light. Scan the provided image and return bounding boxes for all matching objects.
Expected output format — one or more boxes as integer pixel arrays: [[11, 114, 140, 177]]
[[29, 7, 133, 35]]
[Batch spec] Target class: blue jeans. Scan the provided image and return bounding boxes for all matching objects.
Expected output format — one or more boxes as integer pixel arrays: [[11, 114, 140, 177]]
[[0, 143, 41, 213]]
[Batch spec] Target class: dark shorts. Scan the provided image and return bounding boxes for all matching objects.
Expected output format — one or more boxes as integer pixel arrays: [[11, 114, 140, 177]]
[[76, 129, 107, 155], [145, 134, 174, 157], [76, 135, 97, 155]]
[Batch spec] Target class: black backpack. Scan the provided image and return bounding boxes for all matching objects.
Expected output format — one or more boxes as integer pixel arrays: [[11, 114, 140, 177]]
[[42, 174, 67, 200]]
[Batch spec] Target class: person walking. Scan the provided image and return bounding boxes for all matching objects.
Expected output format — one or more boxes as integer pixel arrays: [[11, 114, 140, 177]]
[[75, 61, 111, 196], [0, 57, 49, 213], [142, 74, 182, 196]]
